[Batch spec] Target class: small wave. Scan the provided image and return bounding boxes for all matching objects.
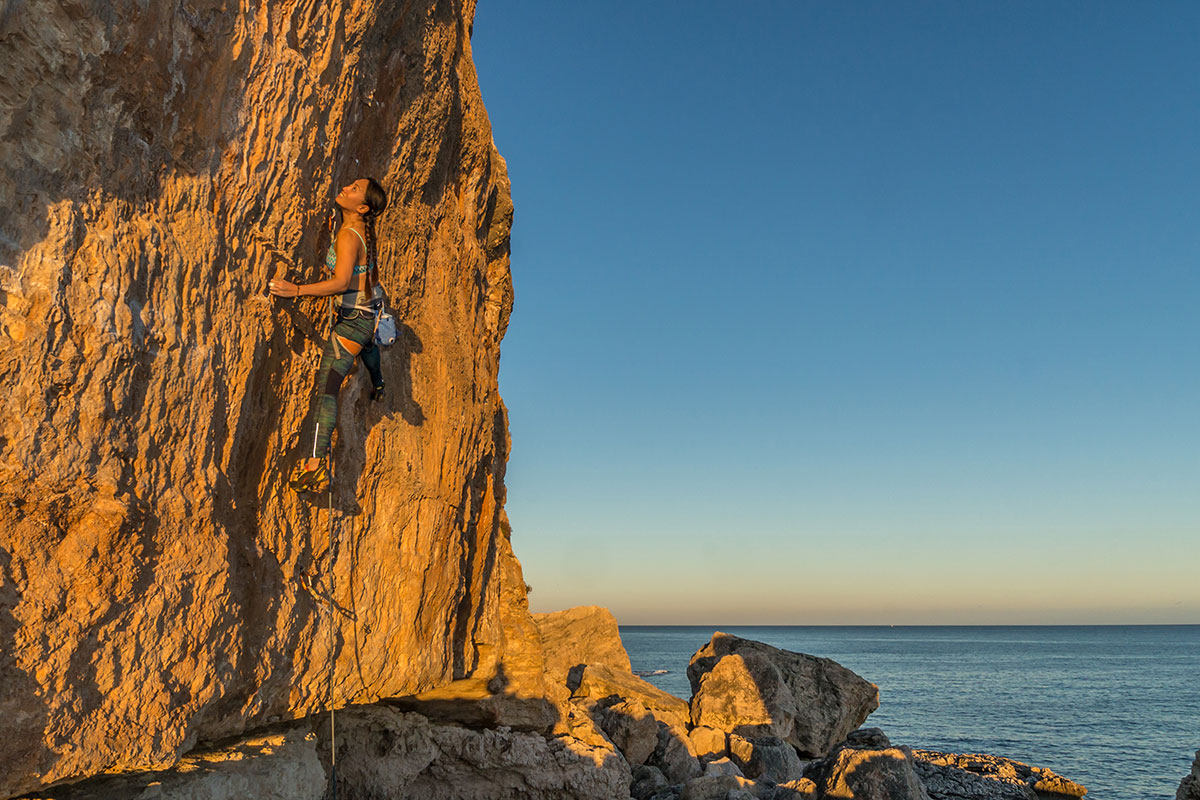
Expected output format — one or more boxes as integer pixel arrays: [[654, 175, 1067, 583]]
[[633, 669, 670, 677]]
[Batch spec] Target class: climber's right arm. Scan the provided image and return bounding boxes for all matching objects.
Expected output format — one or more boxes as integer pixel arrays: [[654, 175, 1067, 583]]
[[268, 231, 357, 298]]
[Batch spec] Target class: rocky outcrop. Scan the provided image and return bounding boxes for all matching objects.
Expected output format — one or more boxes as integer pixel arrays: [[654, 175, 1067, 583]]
[[17, 707, 633, 800], [813, 746, 931, 800], [326, 707, 632, 800], [1, 0, 521, 795], [572, 663, 691, 729], [534, 605, 633, 689], [911, 750, 1086, 800], [1180, 752, 1200, 800], [688, 633, 880, 758], [17, 728, 325, 800]]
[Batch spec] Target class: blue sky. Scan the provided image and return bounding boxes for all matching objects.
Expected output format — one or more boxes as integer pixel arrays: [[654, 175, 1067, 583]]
[[471, 2, 1199, 624]]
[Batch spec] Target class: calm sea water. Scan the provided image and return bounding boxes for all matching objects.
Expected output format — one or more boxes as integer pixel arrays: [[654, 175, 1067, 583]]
[[620, 625, 1199, 800]]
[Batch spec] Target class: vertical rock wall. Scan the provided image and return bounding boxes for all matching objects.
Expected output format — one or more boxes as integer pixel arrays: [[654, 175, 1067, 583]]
[[0, 1, 519, 795]]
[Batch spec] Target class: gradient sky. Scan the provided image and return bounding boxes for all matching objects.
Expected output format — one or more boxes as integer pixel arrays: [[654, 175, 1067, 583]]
[[470, 2, 1199, 624]]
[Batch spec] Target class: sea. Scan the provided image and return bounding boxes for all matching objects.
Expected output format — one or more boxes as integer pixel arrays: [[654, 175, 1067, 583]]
[[620, 625, 1200, 800]]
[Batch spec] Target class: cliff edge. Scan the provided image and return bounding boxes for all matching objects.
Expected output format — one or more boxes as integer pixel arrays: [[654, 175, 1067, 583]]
[[0, 1, 524, 795]]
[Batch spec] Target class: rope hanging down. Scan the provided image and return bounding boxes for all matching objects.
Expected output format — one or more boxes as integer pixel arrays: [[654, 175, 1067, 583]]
[[327, 454, 338, 800], [325, 292, 339, 800]]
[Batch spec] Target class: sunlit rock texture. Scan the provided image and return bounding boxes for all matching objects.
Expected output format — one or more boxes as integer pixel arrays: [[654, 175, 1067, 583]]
[[0, 0, 522, 795]]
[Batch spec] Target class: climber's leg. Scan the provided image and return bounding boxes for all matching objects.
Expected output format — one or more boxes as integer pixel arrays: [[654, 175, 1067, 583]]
[[360, 340, 384, 400]]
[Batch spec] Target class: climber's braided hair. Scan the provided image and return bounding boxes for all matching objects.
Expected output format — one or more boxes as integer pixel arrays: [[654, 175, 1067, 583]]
[[362, 178, 388, 297]]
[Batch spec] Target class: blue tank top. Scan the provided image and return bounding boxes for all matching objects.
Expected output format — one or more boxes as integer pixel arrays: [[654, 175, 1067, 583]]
[[325, 228, 375, 311]]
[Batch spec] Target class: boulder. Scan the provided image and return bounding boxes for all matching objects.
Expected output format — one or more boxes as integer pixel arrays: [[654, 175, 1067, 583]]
[[330, 706, 633, 800], [689, 726, 729, 761], [770, 778, 820, 799], [1180, 751, 1200, 800], [702, 756, 744, 778], [679, 773, 764, 800], [845, 727, 892, 749], [646, 789, 684, 800], [649, 723, 704, 784], [647, 790, 684, 800], [691, 652, 799, 741], [572, 663, 691, 729], [596, 699, 659, 766], [534, 606, 632, 690], [688, 633, 879, 758], [15, 727, 326, 800], [729, 734, 808, 783], [631, 764, 671, 800], [911, 750, 1087, 800], [562, 703, 619, 751], [816, 746, 931, 800]]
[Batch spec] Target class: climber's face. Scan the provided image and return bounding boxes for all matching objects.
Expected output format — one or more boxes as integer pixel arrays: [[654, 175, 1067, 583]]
[[335, 178, 369, 215]]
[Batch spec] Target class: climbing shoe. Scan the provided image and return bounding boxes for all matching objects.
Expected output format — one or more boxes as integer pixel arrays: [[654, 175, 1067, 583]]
[[370, 383, 385, 402], [289, 462, 330, 493]]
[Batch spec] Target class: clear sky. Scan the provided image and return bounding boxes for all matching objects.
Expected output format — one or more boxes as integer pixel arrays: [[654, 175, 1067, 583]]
[[470, 2, 1199, 625]]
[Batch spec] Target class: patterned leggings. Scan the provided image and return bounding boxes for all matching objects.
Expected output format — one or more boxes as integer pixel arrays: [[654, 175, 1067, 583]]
[[308, 309, 382, 459]]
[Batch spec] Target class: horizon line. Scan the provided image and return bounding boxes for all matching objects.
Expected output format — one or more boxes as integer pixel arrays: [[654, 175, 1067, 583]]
[[617, 622, 1200, 628]]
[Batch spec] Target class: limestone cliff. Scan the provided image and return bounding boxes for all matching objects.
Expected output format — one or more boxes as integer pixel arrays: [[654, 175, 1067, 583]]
[[0, 1, 523, 796]]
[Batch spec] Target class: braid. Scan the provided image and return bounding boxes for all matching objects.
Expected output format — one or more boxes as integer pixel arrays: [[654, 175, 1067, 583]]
[[360, 177, 388, 300], [364, 213, 378, 297]]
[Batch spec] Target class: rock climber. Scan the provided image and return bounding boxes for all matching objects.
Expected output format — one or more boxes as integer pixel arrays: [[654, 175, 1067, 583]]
[[268, 176, 389, 493]]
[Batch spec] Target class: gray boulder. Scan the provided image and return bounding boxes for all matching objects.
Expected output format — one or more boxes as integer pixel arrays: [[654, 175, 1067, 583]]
[[729, 734, 808, 783], [702, 756, 744, 778], [648, 722, 704, 784], [845, 727, 892, 749], [632, 764, 671, 800], [814, 745, 931, 800], [688, 633, 879, 758], [596, 699, 659, 766], [679, 773, 764, 800]]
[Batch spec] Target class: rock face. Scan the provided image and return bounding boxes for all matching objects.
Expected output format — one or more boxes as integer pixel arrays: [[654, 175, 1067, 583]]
[[0, 0, 521, 795], [688, 633, 880, 758], [1181, 752, 1200, 800]]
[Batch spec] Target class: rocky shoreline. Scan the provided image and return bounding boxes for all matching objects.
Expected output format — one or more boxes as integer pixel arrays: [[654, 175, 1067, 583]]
[[20, 607, 1094, 800]]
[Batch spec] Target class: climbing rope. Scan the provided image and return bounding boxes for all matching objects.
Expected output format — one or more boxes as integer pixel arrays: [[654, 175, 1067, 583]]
[[327, 455, 338, 800], [326, 288, 338, 800]]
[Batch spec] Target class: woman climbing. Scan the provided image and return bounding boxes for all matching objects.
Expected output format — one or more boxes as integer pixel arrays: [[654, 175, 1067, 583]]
[[268, 177, 389, 493]]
